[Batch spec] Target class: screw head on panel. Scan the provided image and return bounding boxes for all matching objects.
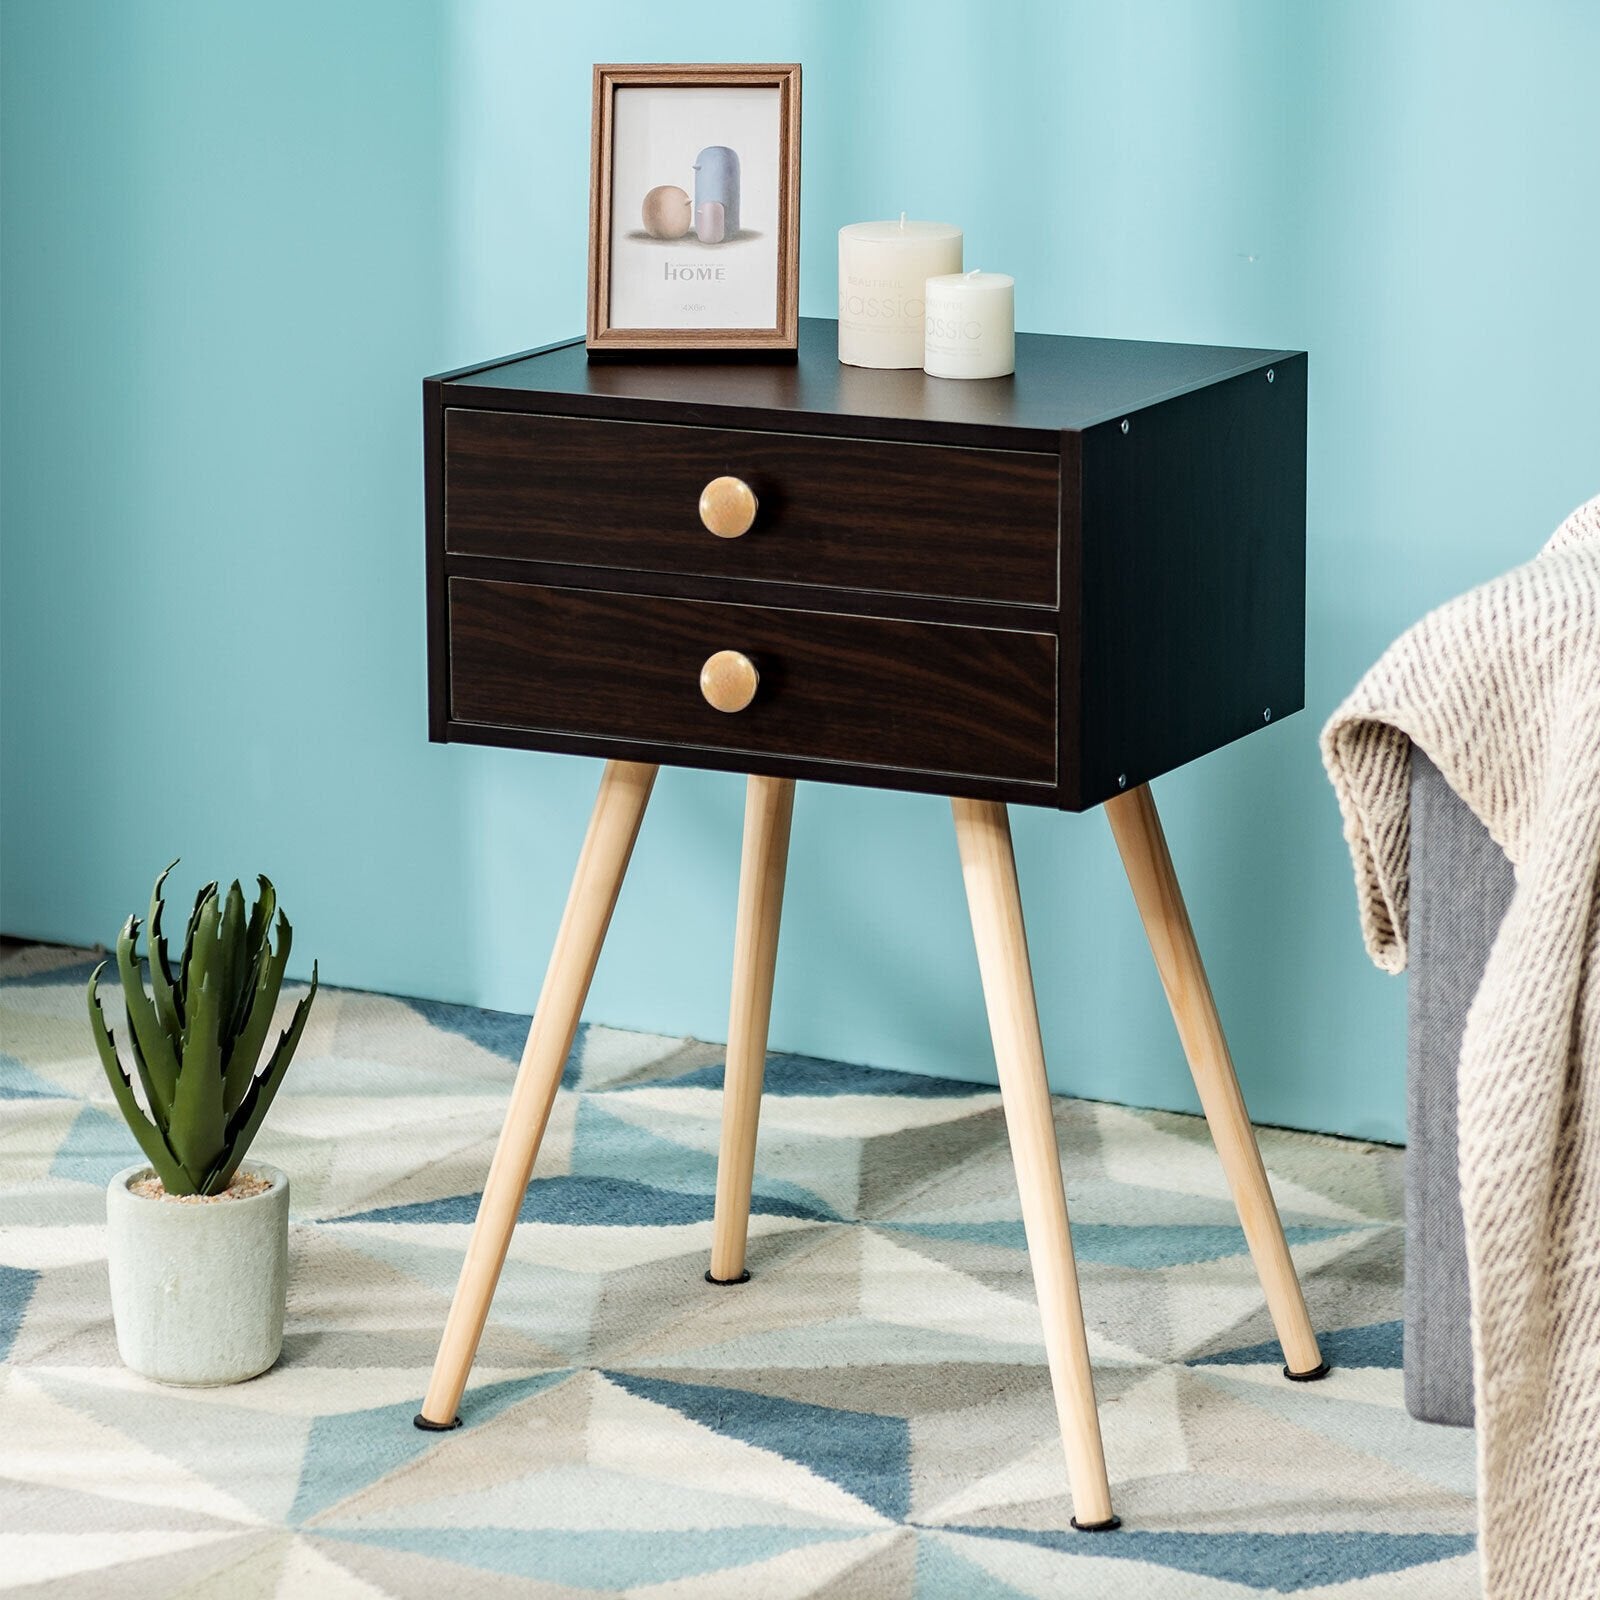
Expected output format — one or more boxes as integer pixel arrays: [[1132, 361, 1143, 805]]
[[1120, 418, 1130, 434]]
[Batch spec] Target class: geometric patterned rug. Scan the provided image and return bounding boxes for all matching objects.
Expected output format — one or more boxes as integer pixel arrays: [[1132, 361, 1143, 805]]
[[0, 943, 1478, 1597]]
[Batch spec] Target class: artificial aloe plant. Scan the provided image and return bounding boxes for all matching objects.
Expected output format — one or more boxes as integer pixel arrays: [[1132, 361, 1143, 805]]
[[87, 863, 318, 1196]]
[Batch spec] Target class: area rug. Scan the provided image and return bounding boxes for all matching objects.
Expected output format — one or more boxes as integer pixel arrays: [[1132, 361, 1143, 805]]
[[0, 943, 1476, 1597]]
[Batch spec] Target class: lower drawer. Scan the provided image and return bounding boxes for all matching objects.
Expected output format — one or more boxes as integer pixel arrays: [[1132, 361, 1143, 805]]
[[448, 579, 1057, 786]]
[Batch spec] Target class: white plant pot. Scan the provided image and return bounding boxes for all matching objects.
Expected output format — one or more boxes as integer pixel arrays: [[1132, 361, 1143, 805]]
[[105, 1161, 289, 1386]]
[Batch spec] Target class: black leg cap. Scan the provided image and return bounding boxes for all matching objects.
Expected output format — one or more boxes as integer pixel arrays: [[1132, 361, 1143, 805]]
[[705, 1268, 751, 1286], [1071, 1515, 1122, 1533], [413, 1412, 462, 1431], [1284, 1361, 1332, 1383]]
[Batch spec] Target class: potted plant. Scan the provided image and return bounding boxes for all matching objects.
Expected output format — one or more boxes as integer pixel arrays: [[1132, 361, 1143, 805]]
[[87, 862, 317, 1385]]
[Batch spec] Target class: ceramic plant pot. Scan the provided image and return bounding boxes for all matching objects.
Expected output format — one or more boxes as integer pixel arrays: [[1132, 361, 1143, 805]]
[[105, 1161, 289, 1385]]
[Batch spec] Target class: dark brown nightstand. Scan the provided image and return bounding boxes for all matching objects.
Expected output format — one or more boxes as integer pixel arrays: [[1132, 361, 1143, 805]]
[[415, 318, 1324, 1533]]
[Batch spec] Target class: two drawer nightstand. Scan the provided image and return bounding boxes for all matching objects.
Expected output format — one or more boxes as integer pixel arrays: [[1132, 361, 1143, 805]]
[[414, 318, 1324, 1533]]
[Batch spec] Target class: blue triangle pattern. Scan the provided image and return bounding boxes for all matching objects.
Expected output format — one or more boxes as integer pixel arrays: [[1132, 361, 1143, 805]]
[[49, 1104, 141, 1185], [0, 1264, 40, 1362], [397, 994, 526, 1060], [634, 1051, 995, 1099], [886, 1220, 1359, 1269], [337, 1174, 832, 1228], [399, 996, 586, 1086], [917, 1534, 1035, 1598], [946, 1525, 1475, 1591], [605, 1370, 911, 1521], [572, 1100, 840, 1220], [0, 1053, 72, 1099], [319, 1525, 862, 1587], [33, 1369, 314, 1523], [293, 1371, 571, 1523], [1193, 1319, 1404, 1371]]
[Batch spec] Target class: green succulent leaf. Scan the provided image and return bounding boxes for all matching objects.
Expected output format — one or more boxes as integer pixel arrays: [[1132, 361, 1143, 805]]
[[87, 962, 189, 1192], [178, 880, 218, 1009], [222, 907, 292, 1116], [218, 880, 248, 1041], [244, 875, 277, 968], [170, 893, 227, 1188], [212, 961, 317, 1193], [94, 866, 315, 1198], [227, 877, 272, 1041], [147, 859, 184, 1037], [115, 914, 180, 1124]]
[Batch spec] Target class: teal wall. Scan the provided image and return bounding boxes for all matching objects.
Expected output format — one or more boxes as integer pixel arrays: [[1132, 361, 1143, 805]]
[[4, 1, 1598, 1143]]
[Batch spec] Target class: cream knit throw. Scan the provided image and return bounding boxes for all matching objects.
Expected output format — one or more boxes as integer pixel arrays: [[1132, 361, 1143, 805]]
[[1322, 494, 1600, 1598]]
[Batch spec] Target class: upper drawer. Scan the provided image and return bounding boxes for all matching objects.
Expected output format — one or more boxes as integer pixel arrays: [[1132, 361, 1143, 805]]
[[443, 410, 1059, 607]]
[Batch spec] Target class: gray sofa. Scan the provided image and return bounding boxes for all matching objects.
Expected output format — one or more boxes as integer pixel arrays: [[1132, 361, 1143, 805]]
[[1406, 746, 1514, 1426]]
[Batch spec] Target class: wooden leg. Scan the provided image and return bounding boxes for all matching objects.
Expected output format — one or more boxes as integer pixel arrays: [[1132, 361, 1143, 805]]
[[416, 760, 658, 1428], [952, 797, 1118, 1532], [1104, 782, 1326, 1380], [708, 775, 796, 1284]]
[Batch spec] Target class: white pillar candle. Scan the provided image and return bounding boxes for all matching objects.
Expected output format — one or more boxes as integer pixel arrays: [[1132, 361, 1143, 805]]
[[923, 269, 1016, 380], [838, 216, 963, 369]]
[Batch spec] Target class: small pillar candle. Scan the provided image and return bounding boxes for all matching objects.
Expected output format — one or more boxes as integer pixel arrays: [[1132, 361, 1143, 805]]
[[838, 216, 963, 368], [923, 270, 1015, 379]]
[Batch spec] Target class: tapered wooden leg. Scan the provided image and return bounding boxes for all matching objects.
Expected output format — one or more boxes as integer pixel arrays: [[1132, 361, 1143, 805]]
[[952, 797, 1118, 1532], [417, 760, 658, 1429], [708, 775, 796, 1284], [1104, 782, 1326, 1380]]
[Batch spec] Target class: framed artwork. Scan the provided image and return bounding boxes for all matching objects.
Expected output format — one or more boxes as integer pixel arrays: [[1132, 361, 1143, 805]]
[[587, 63, 801, 354]]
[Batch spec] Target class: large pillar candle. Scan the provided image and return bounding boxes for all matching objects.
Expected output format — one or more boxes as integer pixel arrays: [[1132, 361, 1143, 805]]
[[923, 270, 1016, 379], [838, 217, 963, 368], [693, 147, 740, 237]]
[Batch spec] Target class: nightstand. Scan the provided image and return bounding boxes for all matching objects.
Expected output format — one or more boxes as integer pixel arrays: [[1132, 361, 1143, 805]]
[[414, 318, 1324, 1533]]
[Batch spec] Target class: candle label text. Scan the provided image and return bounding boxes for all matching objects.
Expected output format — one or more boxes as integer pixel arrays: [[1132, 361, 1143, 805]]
[[925, 313, 987, 344], [839, 274, 926, 324]]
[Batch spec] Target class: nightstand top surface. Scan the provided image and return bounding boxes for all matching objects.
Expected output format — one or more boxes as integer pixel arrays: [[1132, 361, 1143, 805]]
[[438, 318, 1298, 449]]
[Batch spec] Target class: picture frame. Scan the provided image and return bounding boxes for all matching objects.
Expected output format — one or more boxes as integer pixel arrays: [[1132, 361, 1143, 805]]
[[587, 63, 801, 355]]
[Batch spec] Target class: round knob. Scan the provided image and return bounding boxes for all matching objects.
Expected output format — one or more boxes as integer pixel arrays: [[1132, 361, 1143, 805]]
[[700, 650, 759, 713], [699, 476, 758, 538]]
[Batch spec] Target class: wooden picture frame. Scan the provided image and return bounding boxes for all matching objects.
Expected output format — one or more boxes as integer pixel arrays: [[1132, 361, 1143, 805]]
[[587, 63, 801, 355]]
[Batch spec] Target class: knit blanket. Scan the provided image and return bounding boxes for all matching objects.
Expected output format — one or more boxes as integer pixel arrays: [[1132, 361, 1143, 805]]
[[1322, 494, 1600, 1598]]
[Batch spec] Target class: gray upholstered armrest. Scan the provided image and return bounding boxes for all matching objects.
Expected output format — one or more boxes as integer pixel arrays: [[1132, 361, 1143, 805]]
[[1406, 746, 1514, 1425]]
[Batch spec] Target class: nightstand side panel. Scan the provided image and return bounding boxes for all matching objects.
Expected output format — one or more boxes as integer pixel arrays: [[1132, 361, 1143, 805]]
[[1076, 355, 1307, 807]]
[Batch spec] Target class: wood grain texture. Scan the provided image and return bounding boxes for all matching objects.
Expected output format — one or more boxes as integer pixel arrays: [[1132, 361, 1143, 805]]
[[447, 318, 1296, 452], [419, 760, 656, 1426], [439, 719, 1055, 807], [952, 796, 1115, 1528], [424, 321, 1308, 810], [448, 578, 1058, 786], [1104, 782, 1324, 1376], [444, 409, 1059, 607], [424, 379, 448, 742], [708, 774, 795, 1283], [446, 549, 1045, 631]]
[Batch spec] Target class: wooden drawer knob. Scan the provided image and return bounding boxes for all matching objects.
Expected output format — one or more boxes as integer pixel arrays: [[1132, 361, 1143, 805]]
[[700, 650, 759, 713], [699, 475, 758, 538]]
